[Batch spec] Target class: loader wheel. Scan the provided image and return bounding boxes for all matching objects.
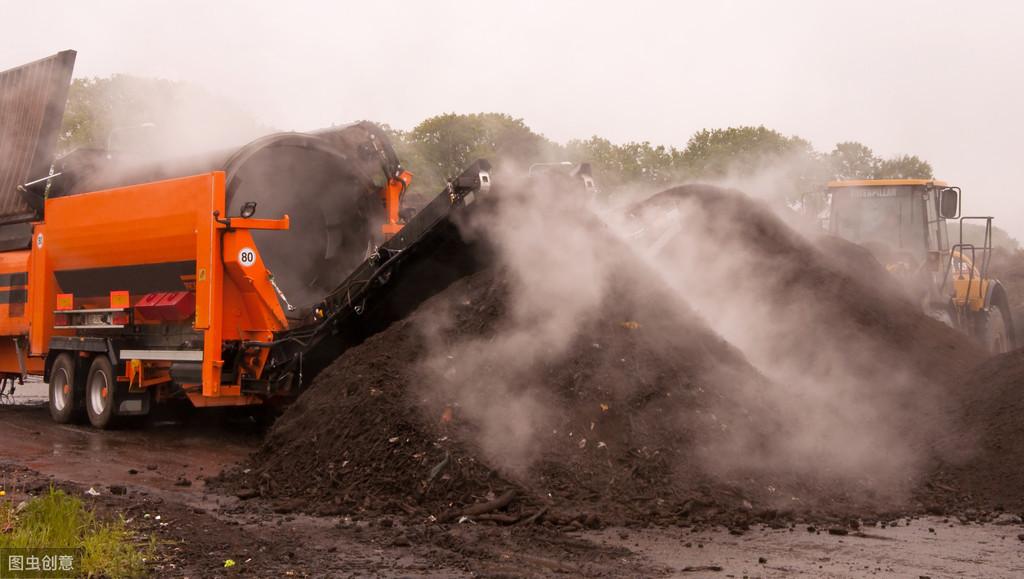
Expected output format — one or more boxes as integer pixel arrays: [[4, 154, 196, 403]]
[[980, 304, 1010, 355], [48, 353, 82, 424], [86, 356, 117, 429]]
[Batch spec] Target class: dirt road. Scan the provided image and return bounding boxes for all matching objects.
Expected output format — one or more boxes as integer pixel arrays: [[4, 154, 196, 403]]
[[0, 402, 463, 577], [595, 523, 1024, 577], [0, 400, 255, 498], [2, 400, 1023, 577]]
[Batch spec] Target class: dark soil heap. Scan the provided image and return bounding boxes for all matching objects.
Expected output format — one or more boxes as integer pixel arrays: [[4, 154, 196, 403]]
[[631, 185, 992, 515], [222, 218, 788, 526], [921, 349, 1024, 512], [220, 184, 996, 528]]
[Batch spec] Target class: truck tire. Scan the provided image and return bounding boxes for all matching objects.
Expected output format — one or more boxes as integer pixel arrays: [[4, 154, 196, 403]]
[[48, 353, 82, 424], [980, 304, 1011, 354], [85, 356, 117, 429]]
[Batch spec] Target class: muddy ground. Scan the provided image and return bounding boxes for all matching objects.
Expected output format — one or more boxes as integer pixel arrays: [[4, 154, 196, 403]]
[[2, 399, 1023, 577]]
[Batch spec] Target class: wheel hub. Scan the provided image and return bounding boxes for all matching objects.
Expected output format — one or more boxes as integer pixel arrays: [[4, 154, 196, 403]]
[[90, 372, 108, 416], [52, 369, 69, 412]]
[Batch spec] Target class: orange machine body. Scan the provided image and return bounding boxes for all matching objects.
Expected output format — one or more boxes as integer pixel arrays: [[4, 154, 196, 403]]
[[380, 170, 413, 239], [0, 250, 40, 375], [0, 171, 291, 407]]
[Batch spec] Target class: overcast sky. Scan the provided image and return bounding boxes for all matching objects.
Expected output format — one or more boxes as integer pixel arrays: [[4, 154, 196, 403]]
[[5, 1, 1024, 236]]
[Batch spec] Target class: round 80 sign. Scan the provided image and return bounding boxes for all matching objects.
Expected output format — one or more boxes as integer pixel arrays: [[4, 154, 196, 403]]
[[238, 247, 256, 267]]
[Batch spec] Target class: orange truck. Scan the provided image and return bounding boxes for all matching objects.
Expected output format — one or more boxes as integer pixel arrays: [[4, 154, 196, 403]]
[[0, 51, 492, 428]]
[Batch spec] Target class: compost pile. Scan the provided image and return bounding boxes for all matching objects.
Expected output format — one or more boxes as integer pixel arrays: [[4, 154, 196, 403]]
[[225, 220, 791, 526], [920, 349, 1024, 512], [222, 183, 990, 527]]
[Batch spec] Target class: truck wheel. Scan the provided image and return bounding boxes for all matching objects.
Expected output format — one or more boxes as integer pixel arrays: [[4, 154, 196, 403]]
[[85, 356, 117, 429], [48, 353, 82, 424], [981, 304, 1010, 354]]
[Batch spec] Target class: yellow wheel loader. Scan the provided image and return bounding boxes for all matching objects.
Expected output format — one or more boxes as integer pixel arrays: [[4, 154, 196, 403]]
[[827, 179, 1015, 353]]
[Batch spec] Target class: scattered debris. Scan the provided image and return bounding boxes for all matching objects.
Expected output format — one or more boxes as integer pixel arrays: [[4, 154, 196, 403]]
[[828, 528, 849, 536], [440, 490, 516, 523], [236, 488, 259, 500]]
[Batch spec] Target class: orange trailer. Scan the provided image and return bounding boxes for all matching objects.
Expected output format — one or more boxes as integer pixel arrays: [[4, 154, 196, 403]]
[[21, 171, 293, 426], [0, 51, 494, 428], [18, 153, 490, 429]]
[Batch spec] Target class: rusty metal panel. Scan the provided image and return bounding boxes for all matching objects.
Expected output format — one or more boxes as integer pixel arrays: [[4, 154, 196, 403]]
[[0, 50, 76, 224]]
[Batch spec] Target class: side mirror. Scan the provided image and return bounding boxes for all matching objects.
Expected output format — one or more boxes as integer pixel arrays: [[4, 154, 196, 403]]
[[939, 188, 959, 219]]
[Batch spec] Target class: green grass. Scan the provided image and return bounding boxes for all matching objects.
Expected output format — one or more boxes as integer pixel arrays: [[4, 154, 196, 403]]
[[0, 487, 152, 577]]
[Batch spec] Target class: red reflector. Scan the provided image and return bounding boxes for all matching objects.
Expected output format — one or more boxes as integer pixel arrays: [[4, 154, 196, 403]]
[[111, 312, 130, 326], [53, 313, 69, 327], [110, 290, 130, 309], [56, 294, 73, 311]]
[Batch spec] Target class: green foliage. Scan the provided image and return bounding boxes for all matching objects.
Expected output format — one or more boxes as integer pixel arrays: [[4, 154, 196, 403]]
[[383, 125, 446, 197], [60, 75, 268, 156], [678, 126, 813, 178], [0, 488, 89, 549], [829, 141, 879, 180], [826, 143, 933, 181], [0, 487, 151, 577], [565, 136, 679, 191], [398, 113, 560, 193], [61, 76, 173, 152], [876, 154, 933, 179], [79, 521, 151, 578], [392, 115, 935, 205]]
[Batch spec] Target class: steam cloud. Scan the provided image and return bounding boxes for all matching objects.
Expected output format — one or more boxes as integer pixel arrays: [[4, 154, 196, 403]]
[[410, 157, 965, 508], [413, 166, 622, 474]]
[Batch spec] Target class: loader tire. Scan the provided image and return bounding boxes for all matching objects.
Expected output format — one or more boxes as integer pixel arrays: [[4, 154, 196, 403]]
[[85, 356, 117, 429], [48, 353, 83, 424], [980, 304, 1011, 355]]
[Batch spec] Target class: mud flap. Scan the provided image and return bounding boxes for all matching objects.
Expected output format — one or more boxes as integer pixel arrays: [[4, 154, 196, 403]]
[[117, 385, 151, 416]]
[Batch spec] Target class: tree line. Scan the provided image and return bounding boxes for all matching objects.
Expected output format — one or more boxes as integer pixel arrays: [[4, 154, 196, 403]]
[[57, 76, 1021, 250], [59, 76, 932, 203], [389, 112, 933, 201]]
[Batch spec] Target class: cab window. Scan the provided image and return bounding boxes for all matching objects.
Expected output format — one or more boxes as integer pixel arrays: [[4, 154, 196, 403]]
[[831, 187, 927, 255]]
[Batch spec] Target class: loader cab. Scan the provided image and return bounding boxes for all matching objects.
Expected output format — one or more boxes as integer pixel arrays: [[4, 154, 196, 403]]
[[826, 179, 1015, 354], [827, 179, 954, 273]]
